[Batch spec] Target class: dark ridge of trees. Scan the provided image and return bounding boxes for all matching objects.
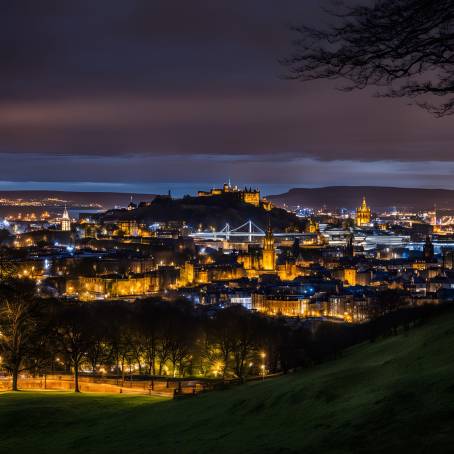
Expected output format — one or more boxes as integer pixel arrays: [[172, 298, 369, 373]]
[[1, 285, 453, 391], [284, 0, 454, 116]]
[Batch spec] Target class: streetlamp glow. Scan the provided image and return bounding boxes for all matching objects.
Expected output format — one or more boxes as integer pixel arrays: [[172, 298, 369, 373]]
[[260, 352, 266, 380]]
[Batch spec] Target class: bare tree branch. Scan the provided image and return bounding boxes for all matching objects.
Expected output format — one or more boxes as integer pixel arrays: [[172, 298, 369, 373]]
[[283, 0, 454, 116]]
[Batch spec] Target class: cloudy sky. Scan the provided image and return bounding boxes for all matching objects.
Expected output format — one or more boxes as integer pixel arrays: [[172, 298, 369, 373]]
[[2, 0, 454, 196]]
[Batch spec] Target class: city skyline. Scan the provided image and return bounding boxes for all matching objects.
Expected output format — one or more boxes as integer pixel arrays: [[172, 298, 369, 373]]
[[2, 2, 454, 451]]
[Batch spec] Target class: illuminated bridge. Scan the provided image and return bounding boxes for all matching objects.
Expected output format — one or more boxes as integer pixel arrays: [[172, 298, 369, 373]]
[[189, 220, 309, 242]]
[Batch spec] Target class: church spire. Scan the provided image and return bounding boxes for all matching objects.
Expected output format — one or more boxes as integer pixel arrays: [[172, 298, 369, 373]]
[[356, 196, 371, 226], [61, 205, 71, 231], [262, 216, 276, 271]]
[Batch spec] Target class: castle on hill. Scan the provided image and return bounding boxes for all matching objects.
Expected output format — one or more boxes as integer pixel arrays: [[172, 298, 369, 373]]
[[198, 182, 272, 211]]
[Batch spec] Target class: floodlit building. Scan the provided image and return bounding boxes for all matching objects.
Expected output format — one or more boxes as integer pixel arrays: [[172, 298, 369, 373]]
[[61, 206, 71, 231], [197, 181, 272, 210], [355, 197, 371, 226], [262, 223, 276, 271]]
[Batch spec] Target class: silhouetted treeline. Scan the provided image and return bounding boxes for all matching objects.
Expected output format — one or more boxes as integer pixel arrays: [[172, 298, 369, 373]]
[[1, 278, 452, 391]]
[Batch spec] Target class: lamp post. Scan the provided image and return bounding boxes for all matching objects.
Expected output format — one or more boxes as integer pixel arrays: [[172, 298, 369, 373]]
[[260, 352, 266, 380]]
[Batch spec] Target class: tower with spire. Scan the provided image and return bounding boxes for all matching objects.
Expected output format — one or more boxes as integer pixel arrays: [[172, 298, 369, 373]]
[[355, 196, 371, 226], [127, 196, 137, 211], [61, 205, 71, 231], [262, 219, 276, 271]]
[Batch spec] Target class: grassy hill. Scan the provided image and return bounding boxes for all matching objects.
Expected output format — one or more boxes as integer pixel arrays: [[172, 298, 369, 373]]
[[1, 311, 454, 453]]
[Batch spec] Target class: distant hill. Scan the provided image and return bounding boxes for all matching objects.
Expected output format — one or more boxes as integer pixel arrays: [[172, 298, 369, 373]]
[[268, 186, 454, 210], [101, 194, 303, 230], [0, 191, 157, 209]]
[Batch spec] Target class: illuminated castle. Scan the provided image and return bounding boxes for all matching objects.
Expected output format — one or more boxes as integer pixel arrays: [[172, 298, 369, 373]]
[[262, 223, 276, 271], [198, 182, 272, 210], [61, 206, 71, 231], [355, 197, 371, 226]]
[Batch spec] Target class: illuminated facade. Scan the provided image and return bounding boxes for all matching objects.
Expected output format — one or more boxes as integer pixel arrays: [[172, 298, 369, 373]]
[[179, 262, 246, 286], [343, 268, 357, 286], [252, 294, 310, 317], [262, 224, 276, 271], [307, 218, 319, 233], [64, 270, 179, 300], [355, 197, 371, 226], [61, 206, 71, 231], [117, 220, 139, 236], [242, 188, 260, 207], [66, 275, 152, 300], [198, 182, 271, 209]]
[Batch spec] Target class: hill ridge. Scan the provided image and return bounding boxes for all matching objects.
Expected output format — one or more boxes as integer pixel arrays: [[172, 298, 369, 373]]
[[268, 186, 454, 210]]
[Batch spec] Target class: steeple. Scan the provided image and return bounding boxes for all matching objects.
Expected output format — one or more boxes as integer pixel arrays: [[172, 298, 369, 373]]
[[61, 205, 71, 231], [262, 218, 276, 271], [127, 196, 137, 211], [355, 196, 371, 226]]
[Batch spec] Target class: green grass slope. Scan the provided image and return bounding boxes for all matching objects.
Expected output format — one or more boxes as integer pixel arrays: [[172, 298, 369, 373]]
[[1, 312, 454, 454]]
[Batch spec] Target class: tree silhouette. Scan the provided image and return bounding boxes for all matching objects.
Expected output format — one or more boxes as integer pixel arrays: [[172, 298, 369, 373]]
[[285, 0, 454, 116], [0, 279, 42, 390], [56, 303, 92, 392]]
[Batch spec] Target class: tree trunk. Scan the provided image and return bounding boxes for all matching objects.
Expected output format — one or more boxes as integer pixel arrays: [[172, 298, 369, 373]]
[[222, 351, 229, 379], [121, 357, 125, 386], [74, 362, 80, 392], [11, 364, 19, 391]]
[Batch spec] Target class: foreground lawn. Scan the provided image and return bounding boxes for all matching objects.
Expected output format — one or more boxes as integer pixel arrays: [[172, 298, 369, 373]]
[[1, 313, 454, 453]]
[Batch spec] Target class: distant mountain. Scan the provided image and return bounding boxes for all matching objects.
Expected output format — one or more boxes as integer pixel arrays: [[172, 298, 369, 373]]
[[268, 186, 454, 211], [0, 191, 157, 209]]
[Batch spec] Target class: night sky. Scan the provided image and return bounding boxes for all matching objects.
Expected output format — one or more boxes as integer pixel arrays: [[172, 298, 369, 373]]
[[2, 0, 454, 196]]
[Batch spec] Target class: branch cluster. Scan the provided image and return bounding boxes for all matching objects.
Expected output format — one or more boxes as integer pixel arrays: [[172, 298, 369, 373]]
[[285, 0, 454, 115]]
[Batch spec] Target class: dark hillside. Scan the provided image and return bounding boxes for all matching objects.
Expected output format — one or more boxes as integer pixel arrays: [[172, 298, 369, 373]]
[[1, 309, 453, 453], [101, 195, 303, 230]]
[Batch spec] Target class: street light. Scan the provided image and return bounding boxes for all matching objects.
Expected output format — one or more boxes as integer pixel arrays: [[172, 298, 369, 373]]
[[260, 352, 266, 380], [260, 364, 265, 380]]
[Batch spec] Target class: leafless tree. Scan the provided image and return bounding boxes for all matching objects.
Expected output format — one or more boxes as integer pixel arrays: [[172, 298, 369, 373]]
[[0, 279, 41, 390], [57, 303, 92, 392], [284, 0, 454, 116]]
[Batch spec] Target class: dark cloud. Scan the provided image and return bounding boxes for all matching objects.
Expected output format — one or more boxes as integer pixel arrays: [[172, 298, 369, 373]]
[[1, 0, 454, 189]]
